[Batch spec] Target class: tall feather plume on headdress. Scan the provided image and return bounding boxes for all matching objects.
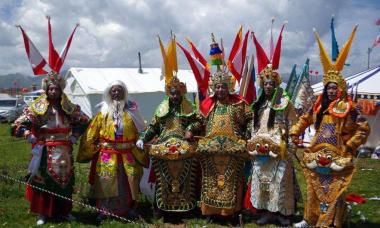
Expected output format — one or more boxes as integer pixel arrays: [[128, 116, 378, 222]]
[[252, 20, 286, 87], [314, 25, 358, 92], [17, 16, 79, 90], [158, 33, 186, 95]]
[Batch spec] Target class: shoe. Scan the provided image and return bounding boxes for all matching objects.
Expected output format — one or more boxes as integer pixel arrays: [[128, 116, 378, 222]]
[[96, 213, 107, 224], [153, 208, 162, 219], [256, 213, 272, 225], [277, 215, 290, 226], [205, 216, 212, 224], [127, 209, 139, 220], [62, 213, 76, 222], [293, 220, 308, 227], [36, 215, 46, 226]]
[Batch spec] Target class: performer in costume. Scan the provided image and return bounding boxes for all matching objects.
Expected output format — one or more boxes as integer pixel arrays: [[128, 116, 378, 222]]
[[12, 71, 89, 225], [78, 80, 148, 222], [195, 35, 251, 218], [291, 26, 370, 228], [136, 76, 199, 219], [12, 19, 88, 226], [243, 24, 299, 226]]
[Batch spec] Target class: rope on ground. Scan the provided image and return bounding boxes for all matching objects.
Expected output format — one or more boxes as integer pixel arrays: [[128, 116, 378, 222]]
[[0, 173, 138, 224]]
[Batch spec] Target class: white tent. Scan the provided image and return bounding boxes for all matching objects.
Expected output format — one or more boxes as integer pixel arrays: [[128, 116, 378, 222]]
[[312, 65, 380, 99], [64, 68, 198, 120], [311, 65, 380, 148]]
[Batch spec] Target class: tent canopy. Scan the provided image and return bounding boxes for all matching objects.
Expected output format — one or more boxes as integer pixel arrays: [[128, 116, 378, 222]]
[[66, 67, 198, 95], [64, 68, 198, 119], [312, 65, 380, 100]]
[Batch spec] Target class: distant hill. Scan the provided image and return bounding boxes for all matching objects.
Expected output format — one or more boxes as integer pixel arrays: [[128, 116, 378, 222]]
[[0, 73, 42, 88], [0, 70, 68, 89]]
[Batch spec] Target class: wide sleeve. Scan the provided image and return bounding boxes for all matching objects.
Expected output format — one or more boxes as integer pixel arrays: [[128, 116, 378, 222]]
[[140, 116, 160, 143], [345, 109, 371, 154], [11, 106, 35, 137], [185, 112, 205, 136], [243, 103, 253, 139], [289, 109, 314, 137], [69, 105, 90, 137], [77, 113, 102, 163]]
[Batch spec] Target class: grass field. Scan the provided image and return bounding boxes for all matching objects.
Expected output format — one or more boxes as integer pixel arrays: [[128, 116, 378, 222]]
[[0, 122, 379, 227]]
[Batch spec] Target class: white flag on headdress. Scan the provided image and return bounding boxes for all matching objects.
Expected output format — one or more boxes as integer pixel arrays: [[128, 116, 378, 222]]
[[47, 16, 79, 73], [17, 26, 48, 75], [55, 23, 79, 72]]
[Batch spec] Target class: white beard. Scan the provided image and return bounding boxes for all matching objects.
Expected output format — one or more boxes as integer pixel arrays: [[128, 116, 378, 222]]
[[108, 100, 125, 120]]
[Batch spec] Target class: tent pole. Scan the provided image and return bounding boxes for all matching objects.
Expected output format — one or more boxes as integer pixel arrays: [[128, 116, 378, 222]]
[[367, 47, 372, 69], [138, 52, 143, 74]]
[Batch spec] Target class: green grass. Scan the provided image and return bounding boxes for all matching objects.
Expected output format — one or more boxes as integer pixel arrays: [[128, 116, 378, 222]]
[[0, 123, 379, 227]]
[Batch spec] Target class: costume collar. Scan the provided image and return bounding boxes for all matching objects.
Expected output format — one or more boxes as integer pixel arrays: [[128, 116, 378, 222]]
[[199, 94, 245, 117], [252, 87, 289, 111], [155, 96, 195, 118], [313, 94, 353, 118], [30, 93, 76, 115]]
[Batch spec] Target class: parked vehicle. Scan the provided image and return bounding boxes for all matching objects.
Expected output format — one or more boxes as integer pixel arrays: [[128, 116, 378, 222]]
[[0, 94, 26, 123], [23, 89, 43, 105]]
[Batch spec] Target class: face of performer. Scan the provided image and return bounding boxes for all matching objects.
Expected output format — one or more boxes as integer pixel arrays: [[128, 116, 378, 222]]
[[263, 79, 276, 98], [169, 87, 181, 106], [47, 84, 62, 101], [110, 85, 125, 101], [214, 83, 229, 101], [326, 82, 339, 101]]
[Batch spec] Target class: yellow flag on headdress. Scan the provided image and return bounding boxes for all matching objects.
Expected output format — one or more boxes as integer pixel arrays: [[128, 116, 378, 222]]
[[167, 36, 178, 74], [158, 35, 173, 86]]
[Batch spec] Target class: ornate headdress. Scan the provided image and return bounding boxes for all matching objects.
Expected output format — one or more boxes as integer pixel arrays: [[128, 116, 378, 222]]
[[252, 22, 286, 88], [41, 71, 66, 90], [208, 33, 234, 94], [314, 25, 358, 93], [17, 16, 79, 91], [313, 25, 358, 118], [165, 76, 187, 96]]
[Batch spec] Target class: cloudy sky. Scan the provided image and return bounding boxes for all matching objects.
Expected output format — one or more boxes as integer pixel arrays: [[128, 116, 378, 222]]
[[0, 0, 379, 78]]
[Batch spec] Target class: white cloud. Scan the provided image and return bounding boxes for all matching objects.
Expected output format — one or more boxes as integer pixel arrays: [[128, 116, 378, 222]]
[[0, 0, 379, 77]]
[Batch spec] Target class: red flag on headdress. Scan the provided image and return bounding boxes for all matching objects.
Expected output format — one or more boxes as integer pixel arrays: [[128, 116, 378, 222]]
[[48, 17, 79, 73], [185, 38, 208, 68], [47, 17, 61, 72], [228, 26, 243, 67], [271, 24, 285, 70], [177, 42, 210, 97], [54, 23, 79, 72], [252, 32, 270, 74], [17, 26, 48, 75], [229, 30, 250, 81]]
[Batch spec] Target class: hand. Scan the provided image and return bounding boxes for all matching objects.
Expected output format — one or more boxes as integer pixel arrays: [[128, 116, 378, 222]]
[[69, 135, 78, 144], [136, 139, 144, 150], [291, 135, 300, 145], [24, 130, 31, 137], [184, 131, 194, 141], [27, 134, 37, 144], [344, 145, 354, 154]]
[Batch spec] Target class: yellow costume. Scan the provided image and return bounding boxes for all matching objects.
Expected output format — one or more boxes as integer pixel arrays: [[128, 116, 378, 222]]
[[78, 81, 148, 217], [290, 26, 370, 227], [79, 110, 148, 199]]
